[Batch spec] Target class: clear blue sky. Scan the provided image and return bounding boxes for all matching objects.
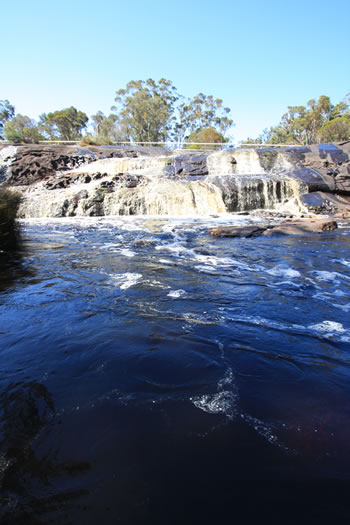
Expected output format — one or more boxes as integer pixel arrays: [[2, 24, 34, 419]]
[[2, 0, 349, 142]]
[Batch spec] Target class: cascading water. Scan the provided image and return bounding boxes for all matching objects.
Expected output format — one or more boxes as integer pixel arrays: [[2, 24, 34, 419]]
[[16, 148, 308, 218]]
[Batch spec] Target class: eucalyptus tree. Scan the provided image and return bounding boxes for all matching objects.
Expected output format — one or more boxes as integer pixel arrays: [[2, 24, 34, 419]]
[[257, 95, 350, 145], [39, 107, 88, 140], [91, 112, 128, 141], [175, 93, 233, 143], [4, 115, 43, 143], [0, 100, 15, 138], [112, 78, 179, 142]]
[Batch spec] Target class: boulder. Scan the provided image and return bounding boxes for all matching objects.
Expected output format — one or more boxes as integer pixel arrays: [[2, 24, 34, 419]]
[[209, 225, 268, 238], [263, 219, 337, 236], [300, 192, 350, 214], [172, 153, 208, 177], [209, 219, 337, 238], [288, 168, 335, 193]]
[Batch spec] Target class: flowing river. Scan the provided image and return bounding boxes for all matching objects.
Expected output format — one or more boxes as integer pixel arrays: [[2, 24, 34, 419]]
[[1, 215, 350, 524]]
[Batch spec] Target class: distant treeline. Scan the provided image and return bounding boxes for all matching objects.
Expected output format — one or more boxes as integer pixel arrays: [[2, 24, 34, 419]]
[[1, 81, 349, 145], [245, 95, 350, 145]]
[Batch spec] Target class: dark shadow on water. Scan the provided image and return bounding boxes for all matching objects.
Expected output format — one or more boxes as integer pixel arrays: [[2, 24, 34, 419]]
[[0, 382, 91, 524]]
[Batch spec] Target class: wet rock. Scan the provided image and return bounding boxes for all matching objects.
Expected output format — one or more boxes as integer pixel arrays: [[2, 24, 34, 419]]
[[300, 192, 350, 214], [263, 219, 337, 236], [74, 189, 89, 201], [209, 225, 268, 238], [210, 219, 337, 238], [172, 153, 209, 177], [288, 168, 335, 193], [1, 144, 168, 186], [99, 180, 115, 191], [334, 171, 350, 194], [81, 189, 105, 216], [133, 238, 157, 248]]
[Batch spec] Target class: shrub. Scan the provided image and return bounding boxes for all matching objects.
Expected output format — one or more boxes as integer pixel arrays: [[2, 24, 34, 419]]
[[318, 117, 350, 142], [186, 127, 228, 150], [4, 115, 43, 144], [80, 135, 116, 146], [0, 188, 22, 251]]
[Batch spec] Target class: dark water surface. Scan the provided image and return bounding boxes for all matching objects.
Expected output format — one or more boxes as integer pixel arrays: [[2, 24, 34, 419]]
[[1, 216, 350, 524]]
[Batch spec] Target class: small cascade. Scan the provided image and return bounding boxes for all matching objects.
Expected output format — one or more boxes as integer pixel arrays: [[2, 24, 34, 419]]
[[70, 155, 172, 177], [207, 150, 265, 176], [103, 179, 226, 216], [207, 174, 307, 212]]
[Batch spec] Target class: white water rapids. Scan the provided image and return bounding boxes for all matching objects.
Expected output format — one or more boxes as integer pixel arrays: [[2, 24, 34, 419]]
[[16, 149, 307, 218]]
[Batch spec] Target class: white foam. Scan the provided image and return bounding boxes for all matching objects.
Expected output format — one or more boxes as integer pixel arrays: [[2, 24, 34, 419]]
[[228, 314, 350, 343], [339, 259, 350, 268], [110, 272, 142, 290], [192, 391, 237, 419], [308, 321, 345, 334], [167, 289, 187, 298], [194, 265, 218, 274], [312, 271, 338, 281], [120, 248, 136, 257], [267, 265, 300, 279]]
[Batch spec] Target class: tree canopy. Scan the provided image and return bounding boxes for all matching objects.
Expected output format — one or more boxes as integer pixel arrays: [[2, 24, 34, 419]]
[[39, 107, 88, 140], [247, 95, 350, 145], [3, 87, 349, 147], [4, 115, 43, 144], [176, 93, 233, 143], [186, 127, 228, 149], [0, 100, 15, 138], [112, 78, 179, 142]]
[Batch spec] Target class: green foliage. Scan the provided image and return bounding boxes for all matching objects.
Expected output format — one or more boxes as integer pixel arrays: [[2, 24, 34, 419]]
[[90, 112, 128, 142], [318, 116, 350, 142], [176, 93, 233, 142], [0, 100, 15, 138], [186, 127, 228, 149], [79, 135, 115, 146], [111, 79, 234, 143], [253, 95, 349, 145], [112, 78, 179, 142], [0, 188, 21, 251], [4, 115, 43, 143], [39, 107, 88, 140]]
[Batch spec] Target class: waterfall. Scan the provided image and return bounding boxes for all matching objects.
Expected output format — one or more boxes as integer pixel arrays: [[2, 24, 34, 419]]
[[207, 150, 265, 175], [17, 148, 307, 218], [207, 174, 306, 212], [70, 155, 173, 177]]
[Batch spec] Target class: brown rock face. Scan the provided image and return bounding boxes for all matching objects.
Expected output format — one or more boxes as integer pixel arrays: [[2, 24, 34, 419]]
[[2, 145, 154, 186], [286, 143, 350, 195]]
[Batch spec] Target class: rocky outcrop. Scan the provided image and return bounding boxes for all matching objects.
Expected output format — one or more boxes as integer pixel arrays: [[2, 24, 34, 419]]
[[209, 218, 338, 238], [285, 143, 350, 195], [300, 192, 350, 214], [2, 141, 350, 218], [0, 144, 169, 186]]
